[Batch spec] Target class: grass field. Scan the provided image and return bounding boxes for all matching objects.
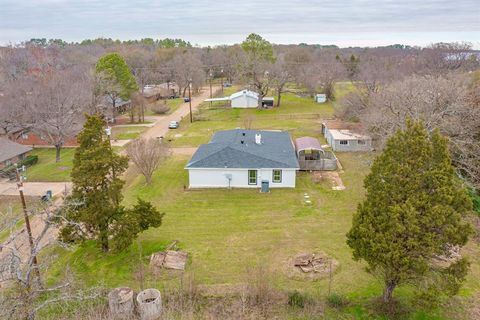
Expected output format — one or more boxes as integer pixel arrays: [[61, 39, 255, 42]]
[[165, 91, 333, 147], [26, 148, 75, 182], [42, 83, 480, 319]]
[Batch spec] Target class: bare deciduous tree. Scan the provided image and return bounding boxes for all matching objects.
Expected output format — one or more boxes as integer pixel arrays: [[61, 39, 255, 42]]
[[0, 202, 100, 320], [126, 138, 170, 185], [345, 73, 480, 189], [31, 67, 91, 162]]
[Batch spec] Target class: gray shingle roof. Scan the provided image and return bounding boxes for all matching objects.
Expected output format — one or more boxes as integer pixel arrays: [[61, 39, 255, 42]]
[[0, 138, 32, 163], [186, 129, 299, 169]]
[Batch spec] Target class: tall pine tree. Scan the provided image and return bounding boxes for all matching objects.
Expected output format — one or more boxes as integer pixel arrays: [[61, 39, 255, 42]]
[[347, 120, 472, 303], [60, 114, 163, 252]]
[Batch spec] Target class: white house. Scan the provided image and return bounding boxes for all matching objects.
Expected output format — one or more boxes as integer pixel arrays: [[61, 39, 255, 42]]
[[204, 90, 274, 108], [186, 129, 299, 189]]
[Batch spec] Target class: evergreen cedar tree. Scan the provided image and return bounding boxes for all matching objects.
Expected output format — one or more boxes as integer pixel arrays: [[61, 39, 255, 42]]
[[346, 120, 473, 303], [95, 52, 139, 101], [60, 114, 164, 252], [241, 33, 275, 107], [241, 33, 275, 64]]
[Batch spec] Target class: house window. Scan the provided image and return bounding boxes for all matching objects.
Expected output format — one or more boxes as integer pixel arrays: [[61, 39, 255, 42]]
[[21, 133, 28, 140], [248, 170, 257, 185], [272, 169, 282, 183], [339, 140, 348, 145], [358, 140, 366, 145], [5, 159, 12, 166]]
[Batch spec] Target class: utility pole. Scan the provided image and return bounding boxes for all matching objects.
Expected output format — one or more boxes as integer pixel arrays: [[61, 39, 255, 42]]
[[188, 79, 193, 123], [209, 70, 213, 107], [220, 68, 224, 95], [15, 165, 41, 287]]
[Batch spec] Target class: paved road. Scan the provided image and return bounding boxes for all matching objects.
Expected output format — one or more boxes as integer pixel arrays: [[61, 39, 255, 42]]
[[142, 86, 220, 140]]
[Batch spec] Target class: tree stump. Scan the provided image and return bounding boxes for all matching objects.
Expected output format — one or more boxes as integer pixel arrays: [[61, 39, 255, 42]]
[[136, 288, 162, 320], [108, 287, 134, 318]]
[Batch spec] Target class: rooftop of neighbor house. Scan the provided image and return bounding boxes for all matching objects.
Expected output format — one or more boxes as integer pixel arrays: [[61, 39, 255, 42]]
[[328, 129, 371, 141], [230, 89, 259, 99], [0, 137, 32, 163], [322, 119, 371, 140], [186, 129, 299, 169]]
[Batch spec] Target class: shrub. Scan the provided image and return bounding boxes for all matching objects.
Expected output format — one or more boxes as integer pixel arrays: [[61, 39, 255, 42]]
[[470, 188, 480, 214], [150, 103, 170, 114], [288, 290, 307, 308], [326, 293, 349, 309], [21, 155, 39, 166]]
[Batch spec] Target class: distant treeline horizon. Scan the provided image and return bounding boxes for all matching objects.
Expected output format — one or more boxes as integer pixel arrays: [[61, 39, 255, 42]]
[[3, 37, 478, 52]]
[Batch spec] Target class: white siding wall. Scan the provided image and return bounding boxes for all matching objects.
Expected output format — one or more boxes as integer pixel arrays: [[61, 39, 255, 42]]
[[231, 95, 258, 108], [188, 168, 296, 188]]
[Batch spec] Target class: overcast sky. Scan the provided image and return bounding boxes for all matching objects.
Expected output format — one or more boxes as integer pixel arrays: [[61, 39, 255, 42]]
[[1, 0, 479, 48]]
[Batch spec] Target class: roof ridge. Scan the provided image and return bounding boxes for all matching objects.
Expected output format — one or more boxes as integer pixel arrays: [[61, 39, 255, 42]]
[[229, 143, 293, 168]]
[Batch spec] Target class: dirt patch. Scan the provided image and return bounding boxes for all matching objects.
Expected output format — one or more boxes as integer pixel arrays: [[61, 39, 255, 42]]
[[283, 252, 338, 281], [313, 172, 345, 190], [57, 166, 70, 171]]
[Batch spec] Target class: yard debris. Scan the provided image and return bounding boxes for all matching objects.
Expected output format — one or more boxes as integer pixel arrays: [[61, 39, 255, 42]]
[[108, 287, 134, 318], [293, 253, 335, 273], [150, 250, 188, 271], [432, 245, 461, 267]]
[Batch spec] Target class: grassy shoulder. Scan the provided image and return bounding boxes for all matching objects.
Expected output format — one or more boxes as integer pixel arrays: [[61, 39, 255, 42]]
[[111, 125, 149, 140], [0, 196, 39, 243]]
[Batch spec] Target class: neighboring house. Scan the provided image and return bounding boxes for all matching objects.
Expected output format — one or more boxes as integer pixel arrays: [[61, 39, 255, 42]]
[[13, 129, 79, 147], [143, 82, 179, 102], [295, 137, 337, 171], [1, 127, 79, 147], [104, 96, 131, 114], [186, 129, 299, 189], [0, 138, 32, 169], [321, 120, 372, 152], [205, 90, 274, 108]]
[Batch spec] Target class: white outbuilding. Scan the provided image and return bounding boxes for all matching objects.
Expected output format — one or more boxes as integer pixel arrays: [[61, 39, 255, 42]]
[[230, 90, 259, 108], [204, 90, 274, 108]]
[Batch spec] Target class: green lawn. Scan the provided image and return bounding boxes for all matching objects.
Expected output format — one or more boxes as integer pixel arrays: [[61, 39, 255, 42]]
[[47, 152, 480, 318], [42, 83, 480, 319], [26, 148, 75, 182], [111, 125, 148, 140]]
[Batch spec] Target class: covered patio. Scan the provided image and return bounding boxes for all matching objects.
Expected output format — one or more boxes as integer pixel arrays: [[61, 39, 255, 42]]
[[295, 137, 338, 171]]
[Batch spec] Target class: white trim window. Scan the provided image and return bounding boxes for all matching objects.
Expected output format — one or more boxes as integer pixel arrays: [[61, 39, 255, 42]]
[[339, 140, 348, 145], [248, 170, 257, 185], [272, 169, 282, 183]]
